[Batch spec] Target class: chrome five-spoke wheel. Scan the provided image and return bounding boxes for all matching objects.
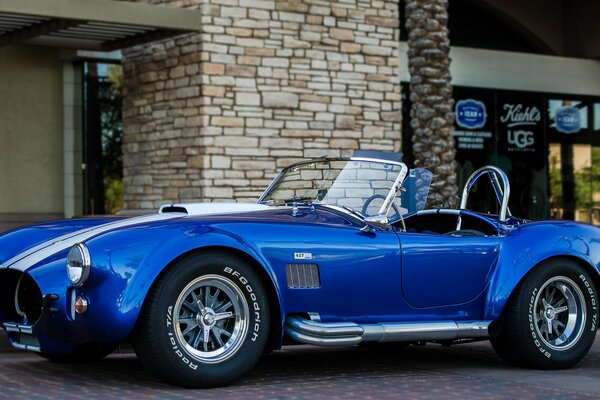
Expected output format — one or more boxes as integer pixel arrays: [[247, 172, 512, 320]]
[[174, 275, 249, 364], [533, 276, 586, 351]]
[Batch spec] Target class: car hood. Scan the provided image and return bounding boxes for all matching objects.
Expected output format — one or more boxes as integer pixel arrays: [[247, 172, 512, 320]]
[[0, 216, 120, 266], [0, 203, 270, 271]]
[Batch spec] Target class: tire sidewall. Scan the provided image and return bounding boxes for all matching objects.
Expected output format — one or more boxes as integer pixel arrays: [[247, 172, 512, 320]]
[[523, 261, 598, 365], [154, 254, 269, 385]]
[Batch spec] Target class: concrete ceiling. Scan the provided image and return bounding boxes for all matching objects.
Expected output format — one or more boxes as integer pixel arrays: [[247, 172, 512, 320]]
[[476, 0, 600, 59]]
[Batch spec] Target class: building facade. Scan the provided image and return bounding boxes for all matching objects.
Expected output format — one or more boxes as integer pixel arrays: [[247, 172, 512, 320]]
[[1, 0, 600, 232], [399, 0, 600, 224], [0, 0, 201, 231], [121, 0, 402, 209]]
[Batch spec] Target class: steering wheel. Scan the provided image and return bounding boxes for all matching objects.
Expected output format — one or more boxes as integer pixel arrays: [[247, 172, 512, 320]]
[[361, 194, 402, 221]]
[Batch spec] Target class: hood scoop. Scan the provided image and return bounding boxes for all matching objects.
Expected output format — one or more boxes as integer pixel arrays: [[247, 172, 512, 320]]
[[159, 202, 270, 217]]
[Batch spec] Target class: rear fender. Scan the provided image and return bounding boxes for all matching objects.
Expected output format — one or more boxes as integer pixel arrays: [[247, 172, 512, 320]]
[[484, 222, 600, 320]]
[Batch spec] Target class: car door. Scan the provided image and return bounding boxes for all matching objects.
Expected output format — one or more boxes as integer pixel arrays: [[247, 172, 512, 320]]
[[249, 209, 404, 322], [400, 232, 501, 308]]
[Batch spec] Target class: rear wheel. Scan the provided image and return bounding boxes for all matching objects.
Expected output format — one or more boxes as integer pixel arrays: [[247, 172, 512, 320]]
[[133, 252, 270, 388], [491, 258, 598, 369]]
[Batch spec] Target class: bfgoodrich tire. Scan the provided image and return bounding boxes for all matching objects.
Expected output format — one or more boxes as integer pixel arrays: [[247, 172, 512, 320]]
[[491, 258, 598, 369], [133, 252, 270, 388]]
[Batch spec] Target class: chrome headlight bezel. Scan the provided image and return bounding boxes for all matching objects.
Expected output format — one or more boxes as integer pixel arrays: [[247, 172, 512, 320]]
[[66, 243, 91, 287]]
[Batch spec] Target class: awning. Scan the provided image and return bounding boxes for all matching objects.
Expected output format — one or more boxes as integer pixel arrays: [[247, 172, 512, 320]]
[[0, 0, 202, 51]]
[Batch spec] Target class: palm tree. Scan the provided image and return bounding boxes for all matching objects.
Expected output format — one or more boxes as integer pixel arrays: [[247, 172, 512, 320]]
[[405, 0, 458, 208]]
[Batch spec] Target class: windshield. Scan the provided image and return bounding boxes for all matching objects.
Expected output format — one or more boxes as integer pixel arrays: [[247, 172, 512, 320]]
[[259, 158, 432, 217]]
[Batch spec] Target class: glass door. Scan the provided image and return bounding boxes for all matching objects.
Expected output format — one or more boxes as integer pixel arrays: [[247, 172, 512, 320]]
[[591, 101, 600, 225], [547, 97, 593, 224], [83, 62, 124, 215]]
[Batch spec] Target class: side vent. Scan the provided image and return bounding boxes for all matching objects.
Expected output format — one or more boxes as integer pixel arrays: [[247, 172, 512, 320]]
[[286, 264, 320, 289]]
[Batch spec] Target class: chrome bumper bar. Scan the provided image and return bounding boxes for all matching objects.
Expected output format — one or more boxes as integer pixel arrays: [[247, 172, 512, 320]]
[[1, 293, 59, 353], [3, 322, 41, 352], [285, 315, 491, 346], [4, 322, 34, 334]]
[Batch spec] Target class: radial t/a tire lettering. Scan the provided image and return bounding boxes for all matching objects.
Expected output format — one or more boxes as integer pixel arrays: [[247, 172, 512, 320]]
[[133, 252, 270, 388], [491, 258, 598, 369]]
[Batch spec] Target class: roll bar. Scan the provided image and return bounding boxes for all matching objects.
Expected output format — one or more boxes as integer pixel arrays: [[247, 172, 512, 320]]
[[457, 166, 511, 229]]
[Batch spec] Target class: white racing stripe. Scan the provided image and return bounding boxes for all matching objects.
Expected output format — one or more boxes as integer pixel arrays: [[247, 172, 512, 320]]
[[4, 202, 272, 272], [4, 213, 183, 272]]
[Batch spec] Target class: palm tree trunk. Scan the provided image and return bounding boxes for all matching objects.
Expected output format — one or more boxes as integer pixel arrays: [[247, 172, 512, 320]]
[[405, 0, 458, 208]]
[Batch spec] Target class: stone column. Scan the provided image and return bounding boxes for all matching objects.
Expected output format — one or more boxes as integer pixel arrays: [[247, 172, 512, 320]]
[[122, 0, 402, 209]]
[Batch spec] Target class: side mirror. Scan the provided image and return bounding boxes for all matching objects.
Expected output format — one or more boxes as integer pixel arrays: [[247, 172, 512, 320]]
[[364, 214, 389, 230]]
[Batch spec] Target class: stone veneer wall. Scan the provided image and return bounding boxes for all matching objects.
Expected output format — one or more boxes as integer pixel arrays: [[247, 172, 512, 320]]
[[122, 0, 401, 209]]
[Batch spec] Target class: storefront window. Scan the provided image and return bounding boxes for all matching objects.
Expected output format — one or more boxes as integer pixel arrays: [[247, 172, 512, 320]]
[[496, 92, 547, 220], [547, 99, 592, 223], [401, 85, 599, 225], [548, 99, 589, 132], [591, 102, 600, 225], [548, 143, 592, 222]]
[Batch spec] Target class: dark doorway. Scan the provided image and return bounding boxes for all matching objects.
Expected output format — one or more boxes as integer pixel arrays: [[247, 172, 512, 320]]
[[83, 62, 124, 215]]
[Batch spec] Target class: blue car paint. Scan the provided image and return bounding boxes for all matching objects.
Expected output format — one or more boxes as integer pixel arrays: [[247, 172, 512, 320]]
[[400, 233, 501, 308], [27, 257, 81, 353], [36, 208, 394, 341], [484, 220, 600, 320], [5, 205, 600, 352]]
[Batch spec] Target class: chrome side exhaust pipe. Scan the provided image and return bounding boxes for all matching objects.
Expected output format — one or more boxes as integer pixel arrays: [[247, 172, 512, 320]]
[[285, 315, 491, 346]]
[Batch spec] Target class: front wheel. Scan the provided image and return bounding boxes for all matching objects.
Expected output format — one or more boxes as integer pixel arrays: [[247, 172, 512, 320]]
[[491, 258, 598, 369], [133, 252, 270, 388]]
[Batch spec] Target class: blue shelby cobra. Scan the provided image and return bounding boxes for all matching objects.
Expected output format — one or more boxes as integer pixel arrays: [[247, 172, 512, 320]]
[[1, 156, 600, 387]]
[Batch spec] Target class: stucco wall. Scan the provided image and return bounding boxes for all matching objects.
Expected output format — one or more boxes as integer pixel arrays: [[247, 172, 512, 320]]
[[398, 43, 600, 96], [0, 45, 64, 216]]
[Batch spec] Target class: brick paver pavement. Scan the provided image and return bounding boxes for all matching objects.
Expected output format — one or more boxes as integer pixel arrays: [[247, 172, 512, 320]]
[[2, 336, 600, 399]]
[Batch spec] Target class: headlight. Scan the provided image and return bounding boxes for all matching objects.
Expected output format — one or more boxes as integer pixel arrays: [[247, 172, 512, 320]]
[[66, 243, 91, 286]]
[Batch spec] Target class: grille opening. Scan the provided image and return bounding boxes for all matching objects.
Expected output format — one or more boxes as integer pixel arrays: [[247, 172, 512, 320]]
[[0, 270, 42, 325], [0, 270, 22, 322]]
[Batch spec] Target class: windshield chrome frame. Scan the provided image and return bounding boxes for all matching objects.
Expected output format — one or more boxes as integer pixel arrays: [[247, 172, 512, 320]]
[[257, 157, 408, 220]]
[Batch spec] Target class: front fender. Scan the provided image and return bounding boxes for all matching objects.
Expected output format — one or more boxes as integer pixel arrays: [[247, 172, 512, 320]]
[[82, 221, 284, 342], [484, 221, 600, 320]]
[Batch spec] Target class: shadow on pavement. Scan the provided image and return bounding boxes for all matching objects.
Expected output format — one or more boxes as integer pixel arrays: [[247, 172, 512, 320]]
[[1, 340, 599, 399]]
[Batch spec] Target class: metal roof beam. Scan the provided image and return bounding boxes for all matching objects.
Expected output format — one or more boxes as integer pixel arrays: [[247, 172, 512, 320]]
[[0, 18, 83, 46], [101, 29, 183, 52], [0, 0, 201, 32]]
